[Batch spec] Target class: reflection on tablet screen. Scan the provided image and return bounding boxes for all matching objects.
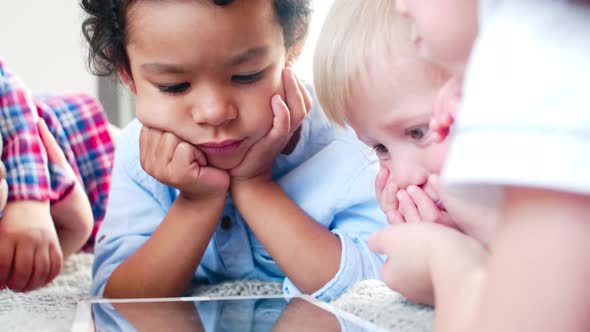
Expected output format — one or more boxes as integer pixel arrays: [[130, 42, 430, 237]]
[[80, 295, 383, 331]]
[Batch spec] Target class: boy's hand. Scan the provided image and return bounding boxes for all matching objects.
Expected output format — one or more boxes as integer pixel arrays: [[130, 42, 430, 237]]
[[229, 64, 310, 184], [0, 200, 63, 292], [139, 127, 229, 201], [429, 77, 462, 143]]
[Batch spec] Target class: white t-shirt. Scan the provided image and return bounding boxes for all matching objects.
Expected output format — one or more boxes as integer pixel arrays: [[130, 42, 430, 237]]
[[443, 0, 590, 211]]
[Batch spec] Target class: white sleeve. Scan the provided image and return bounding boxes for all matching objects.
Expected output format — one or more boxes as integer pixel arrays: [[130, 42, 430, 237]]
[[444, 1, 590, 204]]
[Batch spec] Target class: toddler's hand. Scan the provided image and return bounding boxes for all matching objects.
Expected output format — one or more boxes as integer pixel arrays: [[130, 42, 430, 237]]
[[0, 200, 63, 292], [394, 184, 459, 229], [368, 223, 443, 305], [429, 77, 462, 143], [375, 167, 402, 224], [230, 64, 311, 183], [139, 127, 229, 201], [426, 174, 497, 247]]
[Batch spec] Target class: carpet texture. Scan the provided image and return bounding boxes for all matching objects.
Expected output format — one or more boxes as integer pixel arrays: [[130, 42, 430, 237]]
[[0, 253, 433, 331]]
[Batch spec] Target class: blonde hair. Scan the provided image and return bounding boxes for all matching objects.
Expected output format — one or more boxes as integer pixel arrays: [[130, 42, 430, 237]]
[[313, 0, 413, 125]]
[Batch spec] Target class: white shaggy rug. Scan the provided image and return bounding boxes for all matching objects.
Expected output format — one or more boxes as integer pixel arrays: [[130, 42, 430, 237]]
[[0, 253, 433, 331]]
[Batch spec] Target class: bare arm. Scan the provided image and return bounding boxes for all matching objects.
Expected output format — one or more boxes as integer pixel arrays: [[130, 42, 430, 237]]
[[231, 180, 341, 294], [104, 194, 225, 298], [435, 188, 590, 331], [104, 127, 229, 298]]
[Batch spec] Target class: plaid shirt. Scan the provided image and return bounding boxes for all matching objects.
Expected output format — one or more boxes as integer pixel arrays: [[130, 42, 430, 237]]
[[0, 57, 114, 247]]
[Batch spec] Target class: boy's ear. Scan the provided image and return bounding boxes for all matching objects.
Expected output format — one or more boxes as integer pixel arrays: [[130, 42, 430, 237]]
[[118, 68, 137, 94]]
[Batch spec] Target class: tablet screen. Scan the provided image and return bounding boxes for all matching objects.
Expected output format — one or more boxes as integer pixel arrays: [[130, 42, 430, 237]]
[[72, 295, 386, 331]]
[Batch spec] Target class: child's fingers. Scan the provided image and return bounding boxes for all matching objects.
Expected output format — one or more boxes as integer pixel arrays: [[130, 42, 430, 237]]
[[382, 181, 399, 212], [172, 142, 203, 176], [269, 94, 292, 140], [0, 160, 6, 180], [140, 126, 167, 172], [0, 241, 15, 286], [427, 174, 446, 203], [386, 209, 405, 225], [45, 244, 63, 286], [375, 167, 389, 202], [146, 128, 164, 166], [282, 67, 307, 133], [367, 226, 396, 255], [24, 247, 50, 292], [293, 68, 312, 112], [0, 179, 8, 213], [397, 190, 421, 223], [173, 142, 228, 191], [407, 185, 440, 222], [158, 132, 183, 166], [422, 179, 440, 203], [6, 242, 34, 291]]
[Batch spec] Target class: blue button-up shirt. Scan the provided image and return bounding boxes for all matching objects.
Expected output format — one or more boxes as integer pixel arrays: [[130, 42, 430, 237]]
[[91, 102, 387, 302]]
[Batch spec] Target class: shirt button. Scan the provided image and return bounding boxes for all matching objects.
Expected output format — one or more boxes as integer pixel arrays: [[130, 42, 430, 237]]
[[221, 216, 232, 230]]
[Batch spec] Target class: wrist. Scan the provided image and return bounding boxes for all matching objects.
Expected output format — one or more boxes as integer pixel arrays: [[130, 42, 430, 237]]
[[176, 190, 227, 209], [230, 176, 273, 199]]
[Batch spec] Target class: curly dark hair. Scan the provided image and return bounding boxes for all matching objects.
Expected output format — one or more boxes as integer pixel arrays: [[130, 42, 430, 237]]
[[81, 0, 312, 77]]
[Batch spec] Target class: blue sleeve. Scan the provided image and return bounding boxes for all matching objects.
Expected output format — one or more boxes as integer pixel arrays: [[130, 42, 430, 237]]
[[91, 120, 176, 296], [282, 134, 387, 302]]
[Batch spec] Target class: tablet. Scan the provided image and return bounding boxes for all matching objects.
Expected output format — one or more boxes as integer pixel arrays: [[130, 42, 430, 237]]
[[72, 294, 388, 332]]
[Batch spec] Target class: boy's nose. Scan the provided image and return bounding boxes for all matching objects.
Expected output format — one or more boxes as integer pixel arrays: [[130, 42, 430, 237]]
[[191, 90, 237, 126]]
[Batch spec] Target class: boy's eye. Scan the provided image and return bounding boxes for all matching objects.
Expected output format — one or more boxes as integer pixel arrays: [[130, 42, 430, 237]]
[[157, 83, 190, 94], [405, 125, 429, 141], [232, 71, 264, 84]]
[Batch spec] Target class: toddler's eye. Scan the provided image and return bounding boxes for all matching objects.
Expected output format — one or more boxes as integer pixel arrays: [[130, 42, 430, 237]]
[[405, 125, 429, 141], [372, 144, 388, 154], [157, 83, 190, 94], [233, 71, 264, 84]]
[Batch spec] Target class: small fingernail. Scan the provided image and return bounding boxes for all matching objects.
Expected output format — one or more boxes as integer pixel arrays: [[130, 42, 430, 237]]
[[407, 185, 417, 194], [396, 190, 405, 200]]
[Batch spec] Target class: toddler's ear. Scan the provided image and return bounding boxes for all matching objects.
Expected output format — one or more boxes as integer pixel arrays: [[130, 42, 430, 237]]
[[118, 68, 137, 94]]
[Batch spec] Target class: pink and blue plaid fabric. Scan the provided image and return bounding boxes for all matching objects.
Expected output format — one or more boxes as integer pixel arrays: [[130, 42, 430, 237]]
[[0, 57, 114, 247]]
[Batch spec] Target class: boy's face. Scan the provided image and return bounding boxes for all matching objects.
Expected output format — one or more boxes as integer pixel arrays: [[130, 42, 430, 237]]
[[394, 0, 478, 76], [123, 0, 288, 170], [346, 58, 450, 190]]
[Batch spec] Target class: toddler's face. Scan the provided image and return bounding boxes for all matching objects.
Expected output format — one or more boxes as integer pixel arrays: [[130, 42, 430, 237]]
[[394, 0, 478, 76], [123, 0, 288, 170], [346, 57, 450, 190]]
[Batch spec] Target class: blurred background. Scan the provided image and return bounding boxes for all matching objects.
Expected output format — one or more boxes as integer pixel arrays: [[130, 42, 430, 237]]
[[0, 0, 333, 127]]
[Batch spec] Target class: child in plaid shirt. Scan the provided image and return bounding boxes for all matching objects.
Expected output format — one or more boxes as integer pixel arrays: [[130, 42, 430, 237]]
[[0, 57, 114, 292]]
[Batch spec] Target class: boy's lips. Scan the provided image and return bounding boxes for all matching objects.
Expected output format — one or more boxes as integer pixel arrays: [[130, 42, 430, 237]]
[[197, 139, 244, 155]]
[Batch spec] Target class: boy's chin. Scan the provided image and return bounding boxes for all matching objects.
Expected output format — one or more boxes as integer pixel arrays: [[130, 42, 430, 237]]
[[206, 155, 243, 171]]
